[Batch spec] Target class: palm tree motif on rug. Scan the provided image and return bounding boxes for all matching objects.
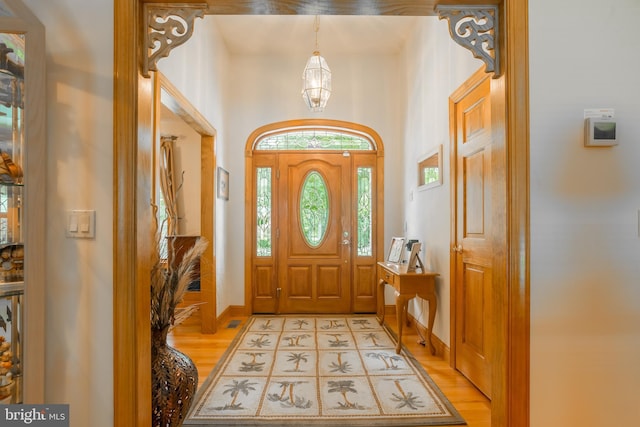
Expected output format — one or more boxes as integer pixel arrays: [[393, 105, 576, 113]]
[[389, 378, 426, 410], [238, 352, 265, 372], [282, 333, 311, 347], [267, 380, 313, 409], [213, 379, 257, 411], [285, 352, 309, 372], [328, 352, 352, 373], [328, 379, 367, 410], [366, 351, 404, 370]]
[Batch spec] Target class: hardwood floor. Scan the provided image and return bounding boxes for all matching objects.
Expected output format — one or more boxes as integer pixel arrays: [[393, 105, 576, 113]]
[[168, 310, 491, 427]]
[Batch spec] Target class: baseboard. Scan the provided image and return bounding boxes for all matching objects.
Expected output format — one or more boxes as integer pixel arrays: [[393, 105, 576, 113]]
[[216, 305, 246, 329], [405, 311, 450, 362], [177, 290, 200, 308], [383, 304, 396, 317]]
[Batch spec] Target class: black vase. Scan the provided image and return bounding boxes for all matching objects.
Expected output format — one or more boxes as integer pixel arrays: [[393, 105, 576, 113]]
[[152, 326, 198, 427]]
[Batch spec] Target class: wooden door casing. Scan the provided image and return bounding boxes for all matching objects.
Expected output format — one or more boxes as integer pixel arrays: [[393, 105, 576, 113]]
[[453, 70, 494, 398]]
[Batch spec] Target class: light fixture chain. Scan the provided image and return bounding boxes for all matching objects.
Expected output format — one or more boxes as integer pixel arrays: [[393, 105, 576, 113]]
[[314, 15, 320, 52]]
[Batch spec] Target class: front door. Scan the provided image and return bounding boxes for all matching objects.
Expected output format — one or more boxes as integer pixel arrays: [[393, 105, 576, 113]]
[[452, 70, 495, 398], [278, 153, 352, 313]]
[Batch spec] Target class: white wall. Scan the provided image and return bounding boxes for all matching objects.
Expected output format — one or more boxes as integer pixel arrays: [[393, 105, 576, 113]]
[[158, 15, 229, 315], [529, 1, 640, 425], [401, 17, 483, 344], [24, 1, 114, 426], [224, 50, 406, 307]]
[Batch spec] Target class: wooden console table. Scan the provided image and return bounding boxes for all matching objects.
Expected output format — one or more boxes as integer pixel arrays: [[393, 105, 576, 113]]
[[377, 262, 439, 354]]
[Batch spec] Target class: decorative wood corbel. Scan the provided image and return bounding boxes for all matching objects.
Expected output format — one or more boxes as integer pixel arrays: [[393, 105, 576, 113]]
[[436, 5, 500, 77], [142, 3, 207, 77]]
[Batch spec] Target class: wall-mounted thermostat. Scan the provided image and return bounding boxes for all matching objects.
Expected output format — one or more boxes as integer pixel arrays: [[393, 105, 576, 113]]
[[584, 117, 617, 147]]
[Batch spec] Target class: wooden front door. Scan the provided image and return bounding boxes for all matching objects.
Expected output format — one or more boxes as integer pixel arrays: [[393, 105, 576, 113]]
[[452, 71, 494, 398], [278, 153, 352, 313]]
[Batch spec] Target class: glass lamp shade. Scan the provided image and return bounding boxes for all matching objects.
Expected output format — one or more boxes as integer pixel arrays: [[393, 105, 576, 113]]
[[301, 51, 331, 112]]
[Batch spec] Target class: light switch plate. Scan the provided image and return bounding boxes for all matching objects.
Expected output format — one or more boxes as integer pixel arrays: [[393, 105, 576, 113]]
[[66, 210, 96, 239]]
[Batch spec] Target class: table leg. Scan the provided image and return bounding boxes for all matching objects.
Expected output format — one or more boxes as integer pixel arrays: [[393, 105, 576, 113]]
[[395, 294, 408, 354], [426, 294, 437, 355], [377, 279, 386, 325]]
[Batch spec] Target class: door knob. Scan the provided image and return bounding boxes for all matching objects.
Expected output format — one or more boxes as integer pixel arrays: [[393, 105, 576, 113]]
[[342, 239, 351, 246], [452, 245, 463, 253]]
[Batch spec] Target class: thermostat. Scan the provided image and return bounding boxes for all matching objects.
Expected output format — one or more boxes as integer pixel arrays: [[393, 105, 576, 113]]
[[584, 117, 617, 147]]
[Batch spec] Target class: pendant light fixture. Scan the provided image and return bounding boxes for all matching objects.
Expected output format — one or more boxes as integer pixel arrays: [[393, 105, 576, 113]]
[[301, 16, 331, 112]]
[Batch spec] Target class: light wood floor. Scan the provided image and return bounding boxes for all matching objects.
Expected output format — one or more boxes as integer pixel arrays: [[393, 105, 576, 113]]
[[168, 311, 491, 427]]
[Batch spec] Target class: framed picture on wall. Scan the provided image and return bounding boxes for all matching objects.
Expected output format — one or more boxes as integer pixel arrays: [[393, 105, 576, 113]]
[[417, 144, 443, 191], [217, 167, 229, 200], [386, 237, 405, 264]]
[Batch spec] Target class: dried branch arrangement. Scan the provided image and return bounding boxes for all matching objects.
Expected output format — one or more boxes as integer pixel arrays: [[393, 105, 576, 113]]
[[150, 208, 207, 330]]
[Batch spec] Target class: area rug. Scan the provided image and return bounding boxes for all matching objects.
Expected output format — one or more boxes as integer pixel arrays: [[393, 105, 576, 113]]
[[184, 315, 465, 426]]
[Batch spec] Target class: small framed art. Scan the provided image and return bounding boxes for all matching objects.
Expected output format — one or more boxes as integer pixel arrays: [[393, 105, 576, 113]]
[[418, 144, 443, 190], [407, 241, 424, 271], [217, 167, 229, 200], [386, 237, 405, 264]]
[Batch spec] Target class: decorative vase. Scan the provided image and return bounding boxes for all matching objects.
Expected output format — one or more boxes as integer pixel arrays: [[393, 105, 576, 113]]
[[152, 326, 198, 427]]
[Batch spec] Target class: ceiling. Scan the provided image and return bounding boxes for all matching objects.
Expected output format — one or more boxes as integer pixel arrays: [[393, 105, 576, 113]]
[[210, 15, 422, 55]]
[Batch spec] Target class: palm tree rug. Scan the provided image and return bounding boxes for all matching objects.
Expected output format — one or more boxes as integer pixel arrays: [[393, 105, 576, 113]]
[[184, 315, 465, 426]]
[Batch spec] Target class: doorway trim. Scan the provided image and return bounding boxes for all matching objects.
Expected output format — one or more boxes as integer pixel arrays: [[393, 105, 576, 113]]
[[244, 119, 385, 314], [113, 2, 529, 426], [155, 72, 217, 333]]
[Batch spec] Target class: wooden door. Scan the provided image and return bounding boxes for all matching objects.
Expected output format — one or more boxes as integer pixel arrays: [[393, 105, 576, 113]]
[[278, 153, 352, 313], [452, 72, 493, 398]]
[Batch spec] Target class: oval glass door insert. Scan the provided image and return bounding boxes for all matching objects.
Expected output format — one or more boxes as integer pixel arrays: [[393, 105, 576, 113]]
[[299, 171, 329, 247]]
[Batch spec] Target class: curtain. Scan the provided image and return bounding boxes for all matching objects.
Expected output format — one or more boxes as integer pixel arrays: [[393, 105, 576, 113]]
[[160, 135, 179, 236]]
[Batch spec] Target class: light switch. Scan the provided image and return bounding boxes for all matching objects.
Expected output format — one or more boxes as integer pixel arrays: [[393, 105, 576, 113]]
[[68, 214, 78, 232], [79, 213, 90, 232], [66, 210, 96, 239]]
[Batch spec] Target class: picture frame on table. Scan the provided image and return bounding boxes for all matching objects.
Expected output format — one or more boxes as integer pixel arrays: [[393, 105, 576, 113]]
[[407, 242, 424, 271], [386, 237, 405, 264]]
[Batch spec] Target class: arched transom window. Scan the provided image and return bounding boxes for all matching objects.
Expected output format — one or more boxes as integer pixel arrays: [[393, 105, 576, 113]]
[[254, 127, 376, 151]]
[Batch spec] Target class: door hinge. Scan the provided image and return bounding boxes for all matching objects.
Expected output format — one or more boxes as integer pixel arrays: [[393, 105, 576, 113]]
[[276, 228, 280, 239], [276, 169, 280, 179]]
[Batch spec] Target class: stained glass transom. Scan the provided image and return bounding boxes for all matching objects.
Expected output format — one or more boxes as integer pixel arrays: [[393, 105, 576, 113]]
[[300, 171, 329, 247], [357, 168, 372, 256], [256, 167, 272, 257], [256, 129, 373, 151]]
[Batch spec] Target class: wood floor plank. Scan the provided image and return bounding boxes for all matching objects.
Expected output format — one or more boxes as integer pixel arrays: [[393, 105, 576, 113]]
[[168, 312, 490, 427]]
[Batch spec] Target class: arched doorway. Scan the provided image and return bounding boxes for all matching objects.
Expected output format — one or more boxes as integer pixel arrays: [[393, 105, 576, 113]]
[[244, 119, 385, 314]]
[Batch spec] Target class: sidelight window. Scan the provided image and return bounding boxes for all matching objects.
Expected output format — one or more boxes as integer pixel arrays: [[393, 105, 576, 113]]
[[357, 167, 372, 256], [256, 167, 272, 256]]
